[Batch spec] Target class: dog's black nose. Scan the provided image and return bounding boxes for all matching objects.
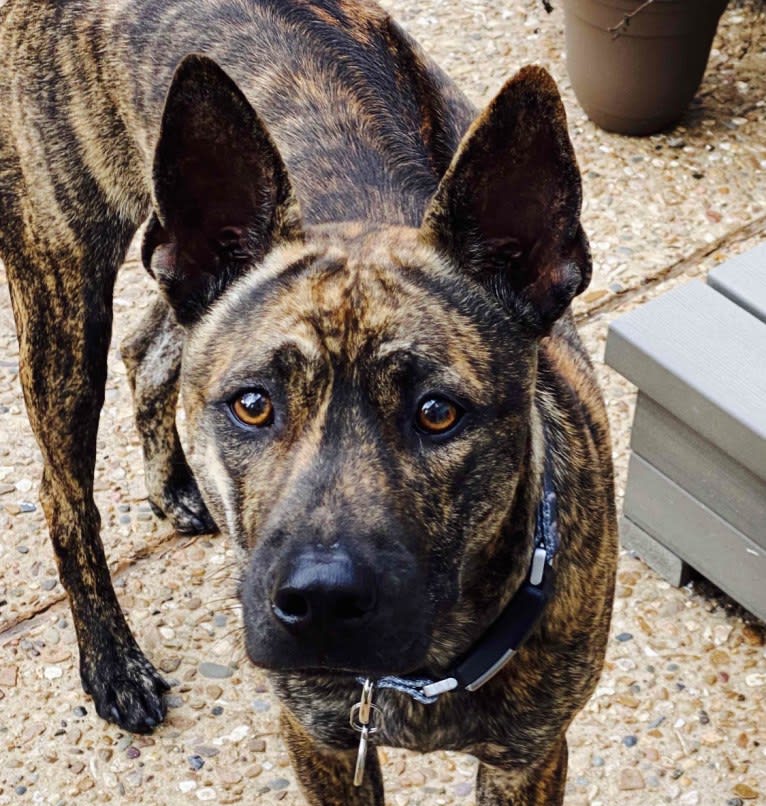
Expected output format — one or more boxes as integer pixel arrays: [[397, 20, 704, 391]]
[[272, 547, 377, 635]]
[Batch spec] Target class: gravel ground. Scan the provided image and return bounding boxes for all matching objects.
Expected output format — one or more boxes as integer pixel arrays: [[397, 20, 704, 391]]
[[1, 0, 765, 803]]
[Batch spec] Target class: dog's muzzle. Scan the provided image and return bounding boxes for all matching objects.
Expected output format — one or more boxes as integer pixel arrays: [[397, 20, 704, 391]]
[[240, 538, 430, 673]]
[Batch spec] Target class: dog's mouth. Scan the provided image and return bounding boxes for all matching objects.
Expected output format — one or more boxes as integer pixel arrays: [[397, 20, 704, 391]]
[[274, 648, 433, 680], [245, 642, 432, 677], [242, 610, 433, 679]]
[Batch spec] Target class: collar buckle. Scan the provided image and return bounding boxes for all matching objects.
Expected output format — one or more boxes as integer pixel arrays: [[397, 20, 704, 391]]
[[420, 677, 459, 698], [529, 546, 548, 587]]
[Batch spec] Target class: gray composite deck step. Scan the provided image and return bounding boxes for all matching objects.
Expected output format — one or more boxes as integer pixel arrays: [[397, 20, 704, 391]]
[[605, 279, 766, 483], [631, 392, 766, 550], [623, 453, 766, 622], [620, 516, 691, 588], [708, 243, 766, 324]]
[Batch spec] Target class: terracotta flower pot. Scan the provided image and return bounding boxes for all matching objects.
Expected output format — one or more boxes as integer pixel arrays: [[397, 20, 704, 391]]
[[564, 0, 729, 135]]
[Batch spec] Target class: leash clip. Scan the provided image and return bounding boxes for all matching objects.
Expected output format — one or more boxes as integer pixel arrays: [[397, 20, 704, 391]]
[[349, 678, 380, 787]]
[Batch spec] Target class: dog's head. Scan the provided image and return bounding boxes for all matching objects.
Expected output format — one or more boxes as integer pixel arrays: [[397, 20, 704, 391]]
[[143, 55, 589, 676]]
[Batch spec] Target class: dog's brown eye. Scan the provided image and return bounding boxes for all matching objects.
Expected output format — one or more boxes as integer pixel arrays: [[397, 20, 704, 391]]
[[231, 390, 273, 427], [417, 397, 460, 434]]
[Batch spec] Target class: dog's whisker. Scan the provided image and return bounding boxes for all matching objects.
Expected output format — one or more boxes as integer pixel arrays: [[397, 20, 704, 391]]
[[213, 626, 245, 644], [203, 595, 242, 606], [204, 561, 242, 578]]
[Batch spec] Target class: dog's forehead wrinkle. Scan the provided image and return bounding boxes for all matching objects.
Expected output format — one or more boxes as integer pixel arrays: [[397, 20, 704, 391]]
[[187, 262, 512, 426], [301, 270, 493, 391], [190, 223, 503, 394]]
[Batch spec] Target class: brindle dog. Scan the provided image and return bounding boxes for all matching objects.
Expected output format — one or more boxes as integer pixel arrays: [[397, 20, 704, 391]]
[[0, 0, 617, 802]]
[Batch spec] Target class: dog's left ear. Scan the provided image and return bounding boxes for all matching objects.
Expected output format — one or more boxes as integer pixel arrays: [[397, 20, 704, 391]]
[[144, 54, 303, 326], [420, 66, 591, 333]]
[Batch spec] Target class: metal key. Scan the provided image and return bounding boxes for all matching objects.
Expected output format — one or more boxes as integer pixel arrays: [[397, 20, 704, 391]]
[[349, 678, 380, 786], [353, 724, 370, 787]]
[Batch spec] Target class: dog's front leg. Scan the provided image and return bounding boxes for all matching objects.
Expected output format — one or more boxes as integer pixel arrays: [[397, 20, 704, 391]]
[[3, 208, 168, 734], [476, 738, 568, 805], [121, 294, 215, 535], [281, 709, 384, 806]]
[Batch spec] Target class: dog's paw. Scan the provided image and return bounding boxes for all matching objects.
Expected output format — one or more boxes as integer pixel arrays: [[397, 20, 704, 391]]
[[81, 645, 170, 734], [149, 469, 217, 535]]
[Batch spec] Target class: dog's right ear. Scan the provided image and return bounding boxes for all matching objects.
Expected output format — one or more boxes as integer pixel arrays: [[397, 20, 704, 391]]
[[143, 54, 303, 326]]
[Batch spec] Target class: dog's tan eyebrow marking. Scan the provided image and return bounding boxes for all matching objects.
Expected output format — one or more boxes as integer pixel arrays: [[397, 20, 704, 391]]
[[206, 337, 324, 397], [373, 345, 490, 402]]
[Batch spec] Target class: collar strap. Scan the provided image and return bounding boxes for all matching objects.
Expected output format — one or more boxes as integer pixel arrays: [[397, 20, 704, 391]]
[[370, 455, 559, 705]]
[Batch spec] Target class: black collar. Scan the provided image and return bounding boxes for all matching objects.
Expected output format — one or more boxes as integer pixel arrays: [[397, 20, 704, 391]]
[[368, 454, 559, 704]]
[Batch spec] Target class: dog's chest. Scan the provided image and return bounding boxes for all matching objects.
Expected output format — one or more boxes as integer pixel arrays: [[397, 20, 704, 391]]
[[375, 696, 482, 753]]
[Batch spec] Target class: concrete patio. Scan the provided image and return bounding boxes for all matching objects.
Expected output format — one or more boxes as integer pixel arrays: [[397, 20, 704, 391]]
[[1, 0, 765, 803]]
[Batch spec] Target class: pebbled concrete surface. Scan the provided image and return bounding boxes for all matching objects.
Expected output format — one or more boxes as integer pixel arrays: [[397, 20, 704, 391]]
[[1, 0, 765, 803]]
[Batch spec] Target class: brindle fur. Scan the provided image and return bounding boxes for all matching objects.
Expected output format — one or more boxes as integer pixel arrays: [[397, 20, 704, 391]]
[[0, 0, 617, 802]]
